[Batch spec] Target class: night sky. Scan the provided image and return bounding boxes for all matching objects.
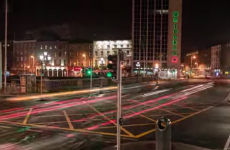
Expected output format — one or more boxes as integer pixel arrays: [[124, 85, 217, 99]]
[[0, 0, 230, 56]]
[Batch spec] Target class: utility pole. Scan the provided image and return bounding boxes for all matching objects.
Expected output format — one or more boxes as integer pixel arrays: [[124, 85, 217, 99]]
[[4, 0, 8, 91], [116, 49, 124, 150]]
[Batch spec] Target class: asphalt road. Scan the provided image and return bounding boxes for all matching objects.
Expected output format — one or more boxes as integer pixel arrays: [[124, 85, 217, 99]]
[[0, 80, 229, 150]]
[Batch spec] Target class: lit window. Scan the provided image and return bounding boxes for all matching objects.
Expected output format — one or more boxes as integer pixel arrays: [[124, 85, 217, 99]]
[[50, 46, 52, 49], [54, 45, 57, 49], [54, 52, 57, 57], [45, 45, 47, 49], [65, 52, 67, 57], [40, 45, 43, 49], [21, 57, 23, 61]]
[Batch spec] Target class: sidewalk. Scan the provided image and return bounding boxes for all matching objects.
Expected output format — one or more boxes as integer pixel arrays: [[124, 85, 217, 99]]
[[102, 141, 215, 150]]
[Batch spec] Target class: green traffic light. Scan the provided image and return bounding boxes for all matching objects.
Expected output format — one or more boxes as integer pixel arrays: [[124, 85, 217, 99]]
[[107, 72, 112, 77], [87, 70, 91, 75]]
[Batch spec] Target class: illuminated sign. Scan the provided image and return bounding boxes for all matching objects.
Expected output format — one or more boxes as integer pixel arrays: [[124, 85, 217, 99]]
[[172, 56, 178, 63], [171, 11, 179, 63]]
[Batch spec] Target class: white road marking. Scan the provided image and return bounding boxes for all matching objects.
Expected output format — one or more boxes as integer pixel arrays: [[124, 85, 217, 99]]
[[224, 134, 230, 150], [142, 89, 171, 97]]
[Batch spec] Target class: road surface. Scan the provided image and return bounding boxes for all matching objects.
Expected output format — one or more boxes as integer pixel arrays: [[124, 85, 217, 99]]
[[0, 80, 229, 150]]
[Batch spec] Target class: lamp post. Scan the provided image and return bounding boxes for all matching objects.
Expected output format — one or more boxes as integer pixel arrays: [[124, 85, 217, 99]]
[[82, 54, 86, 67], [98, 58, 105, 93], [191, 56, 196, 70], [39, 52, 51, 95], [30, 55, 34, 74]]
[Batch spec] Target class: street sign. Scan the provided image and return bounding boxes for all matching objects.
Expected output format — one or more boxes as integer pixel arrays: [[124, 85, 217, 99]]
[[5, 71, 10, 76]]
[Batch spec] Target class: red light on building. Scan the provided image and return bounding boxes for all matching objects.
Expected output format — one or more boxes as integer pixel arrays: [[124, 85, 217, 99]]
[[171, 56, 178, 63]]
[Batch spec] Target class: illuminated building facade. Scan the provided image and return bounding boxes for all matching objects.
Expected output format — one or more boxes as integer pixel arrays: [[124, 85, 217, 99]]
[[132, 0, 182, 77], [93, 40, 132, 68]]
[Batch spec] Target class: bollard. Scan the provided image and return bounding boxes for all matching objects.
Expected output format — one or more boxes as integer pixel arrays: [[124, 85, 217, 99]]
[[156, 117, 171, 150]]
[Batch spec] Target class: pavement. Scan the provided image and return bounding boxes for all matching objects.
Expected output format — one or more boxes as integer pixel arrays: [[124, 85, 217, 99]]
[[0, 80, 229, 150], [102, 141, 213, 150]]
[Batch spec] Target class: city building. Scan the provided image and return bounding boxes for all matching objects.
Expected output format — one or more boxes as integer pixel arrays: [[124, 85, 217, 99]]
[[35, 41, 69, 77], [132, 0, 182, 77], [12, 40, 36, 75], [93, 40, 132, 69], [184, 48, 211, 76], [210, 43, 230, 76], [69, 42, 93, 76]]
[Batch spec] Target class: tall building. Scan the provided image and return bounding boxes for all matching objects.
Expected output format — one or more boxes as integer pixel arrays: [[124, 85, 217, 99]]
[[132, 0, 182, 77]]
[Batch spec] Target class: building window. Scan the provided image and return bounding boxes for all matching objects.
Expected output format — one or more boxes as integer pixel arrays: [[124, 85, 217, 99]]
[[40, 45, 43, 49], [54, 52, 57, 57], [64, 52, 67, 57], [107, 45, 110, 48], [127, 45, 130, 47], [17, 57, 19, 61], [107, 51, 110, 55], [101, 51, 104, 56], [24, 57, 27, 61], [45, 45, 47, 49], [64, 60, 66, 65], [114, 45, 117, 48], [127, 51, 130, 55], [70, 52, 73, 57], [59, 60, 61, 65], [95, 51, 98, 56], [50, 46, 52, 49], [21, 57, 23, 61], [121, 45, 123, 48], [54, 45, 57, 49], [59, 52, 62, 57], [54, 59, 56, 65]]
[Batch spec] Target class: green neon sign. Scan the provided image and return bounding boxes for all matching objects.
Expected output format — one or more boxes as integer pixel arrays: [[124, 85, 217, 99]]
[[172, 11, 179, 56]]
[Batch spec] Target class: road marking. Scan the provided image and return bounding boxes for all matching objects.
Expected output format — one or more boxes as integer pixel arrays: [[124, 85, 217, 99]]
[[135, 106, 214, 138], [87, 104, 135, 137], [23, 108, 33, 124], [224, 134, 230, 150], [174, 104, 198, 111], [142, 89, 171, 97], [63, 111, 74, 130], [160, 108, 185, 117], [0, 121, 135, 138], [98, 123, 155, 129], [138, 114, 156, 123], [0, 125, 12, 128]]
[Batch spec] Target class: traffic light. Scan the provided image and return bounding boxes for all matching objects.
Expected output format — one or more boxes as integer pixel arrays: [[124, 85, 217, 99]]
[[107, 55, 117, 70], [107, 55, 117, 79], [87, 70, 92, 75]]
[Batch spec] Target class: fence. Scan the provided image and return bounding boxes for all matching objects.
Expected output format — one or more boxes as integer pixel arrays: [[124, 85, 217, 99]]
[[5, 77, 156, 94]]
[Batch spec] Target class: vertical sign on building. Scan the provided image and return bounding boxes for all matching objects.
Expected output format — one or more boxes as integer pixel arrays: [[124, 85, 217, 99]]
[[171, 11, 179, 64], [0, 42, 2, 90]]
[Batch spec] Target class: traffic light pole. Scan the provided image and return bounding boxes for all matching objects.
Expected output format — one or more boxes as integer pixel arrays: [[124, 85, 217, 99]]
[[116, 50, 122, 150]]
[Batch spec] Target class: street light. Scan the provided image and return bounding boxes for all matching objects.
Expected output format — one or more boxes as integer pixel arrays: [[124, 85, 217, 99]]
[[30, 56, 35, 74], [39, 52, 51, 95], [82, 54, 86, 67], [98, 58, 105, 94]]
